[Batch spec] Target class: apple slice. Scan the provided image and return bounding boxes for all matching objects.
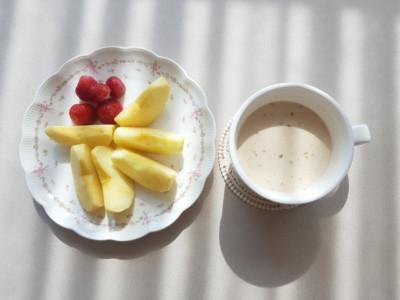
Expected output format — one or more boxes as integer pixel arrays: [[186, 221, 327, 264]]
[[111, 148, 177, 193], [91, 146, 134, 213], [70, 144, 104, 212], [45, 125, 115, 148], [113, 127, 184, 154], [114, 76, 171, 127]]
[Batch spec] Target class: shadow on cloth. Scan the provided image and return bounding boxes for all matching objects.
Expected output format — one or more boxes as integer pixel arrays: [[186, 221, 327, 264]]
[[219, 175, 348, 287], [34, 171, 214, 259]]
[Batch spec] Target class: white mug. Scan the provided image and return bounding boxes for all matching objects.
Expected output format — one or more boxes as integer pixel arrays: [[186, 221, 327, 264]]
[[229, 83, 371, 205]]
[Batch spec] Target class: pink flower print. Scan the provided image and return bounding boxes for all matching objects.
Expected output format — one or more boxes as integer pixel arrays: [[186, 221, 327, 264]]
[[188, 169, 201, 179], [191, 108, 202, 118], [87, 60, 99, 75], [39, 102, 55, 113], [75, 211, 89, 224], [33, 165, 48, 176], [151, 61, 160, 76], [142, 211, 152, 225]]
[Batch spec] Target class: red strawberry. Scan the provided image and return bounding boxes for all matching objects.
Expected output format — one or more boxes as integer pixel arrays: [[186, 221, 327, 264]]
[[89, 82, 111, 102], [69, 103, 96, 125], [97, 98, 123, 124], [106, 76, 126, 98], [75, 76, 97, 102]]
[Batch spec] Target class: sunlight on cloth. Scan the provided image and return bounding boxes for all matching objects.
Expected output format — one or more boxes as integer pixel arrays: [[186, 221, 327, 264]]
[[284, 3, 312, 82]]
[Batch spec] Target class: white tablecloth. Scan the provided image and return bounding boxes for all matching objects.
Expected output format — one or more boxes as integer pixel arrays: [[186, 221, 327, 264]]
[[2, 0, 398, 299]]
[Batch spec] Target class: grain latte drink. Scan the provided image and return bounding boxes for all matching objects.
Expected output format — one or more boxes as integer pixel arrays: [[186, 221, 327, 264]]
[[237, 101, 332, 193], [229, 83, 370, 204]]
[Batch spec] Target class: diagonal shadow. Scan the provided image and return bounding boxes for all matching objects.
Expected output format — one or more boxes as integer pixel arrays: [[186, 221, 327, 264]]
[[34, 171, 213, 259], [219, 175, 348, 287]]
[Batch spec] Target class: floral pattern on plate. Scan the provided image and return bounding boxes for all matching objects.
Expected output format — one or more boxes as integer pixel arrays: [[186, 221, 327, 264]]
[[20, 47, 216, 241]]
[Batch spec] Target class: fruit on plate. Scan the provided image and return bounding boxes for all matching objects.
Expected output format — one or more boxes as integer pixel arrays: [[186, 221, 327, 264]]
[[89, 82, 111, 103], [46, 76, 183, 212], [114, 76, 171, 127], [45, 125, 115, 148], [75, 75, 97, 102], [91, 146, 134, 213], [69, 103, 97, 125], [75, 75, 125, 104], [97, 98, 123, 124], [111, 148, 177, 193], [70, 144, 104, 212], [106, 76, 126, 98], [113, 127, 184, 154]]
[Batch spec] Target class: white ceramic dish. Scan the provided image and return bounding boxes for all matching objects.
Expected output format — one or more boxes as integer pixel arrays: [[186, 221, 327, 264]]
[[229, 83, 370, 205], [20, 46, 216, 241]]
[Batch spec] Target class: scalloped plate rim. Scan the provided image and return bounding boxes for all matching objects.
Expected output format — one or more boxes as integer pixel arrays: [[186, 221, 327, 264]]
[[20, 46, 216, 241]]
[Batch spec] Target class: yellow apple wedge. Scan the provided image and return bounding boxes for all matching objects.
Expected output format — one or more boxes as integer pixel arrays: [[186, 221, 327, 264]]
[[111, 148, 177, 193], [114, 76, 171, 127], [45, 125, 115, 148], [113, 127, 184, 154], [70, 144, 104, 212], [91, 146, 134, 213]]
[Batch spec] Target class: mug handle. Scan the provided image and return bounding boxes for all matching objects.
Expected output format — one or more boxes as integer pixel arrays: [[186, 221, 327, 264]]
[[352, 124, 371, 146]]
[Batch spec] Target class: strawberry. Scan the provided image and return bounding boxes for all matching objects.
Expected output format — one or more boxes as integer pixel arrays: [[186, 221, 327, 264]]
[[69, 103, 96, 125], [75, 76, 97, 102], [97, 98, 123, 124], [89, 82, 111, 103], [106, 76, 126, 98]]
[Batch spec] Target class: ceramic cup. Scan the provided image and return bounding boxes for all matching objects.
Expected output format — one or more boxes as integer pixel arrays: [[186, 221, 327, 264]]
[[229, 83, 371, 205]]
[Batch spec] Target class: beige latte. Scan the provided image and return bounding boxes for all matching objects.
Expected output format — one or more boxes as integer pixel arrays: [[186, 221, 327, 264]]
[[237, 101, 332, 193]]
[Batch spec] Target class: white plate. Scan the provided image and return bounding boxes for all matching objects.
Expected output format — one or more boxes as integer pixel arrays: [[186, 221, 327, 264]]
[[20, 46, 216, 241]]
